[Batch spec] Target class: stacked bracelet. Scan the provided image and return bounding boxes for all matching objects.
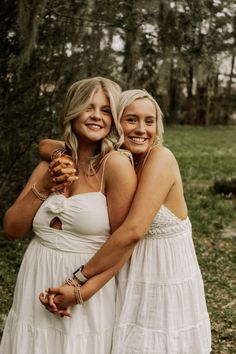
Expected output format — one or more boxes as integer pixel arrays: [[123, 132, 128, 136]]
[[51, 147, 66, 161], [74, 284, 84, 304], [64, 276, 83, 304], [31, 184, 48, 201]]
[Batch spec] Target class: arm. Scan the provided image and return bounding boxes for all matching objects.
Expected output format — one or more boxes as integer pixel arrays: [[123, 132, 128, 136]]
[[40, 152, 137, 312], [3, 161, 53, 240], [82, 147, 178, 278], [38, 139, 65, 162], [43, 148, 178, 312]]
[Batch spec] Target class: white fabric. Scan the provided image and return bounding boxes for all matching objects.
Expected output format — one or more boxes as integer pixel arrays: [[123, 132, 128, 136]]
[[0, 192, 116, 354], [112, 205, 211, 354]]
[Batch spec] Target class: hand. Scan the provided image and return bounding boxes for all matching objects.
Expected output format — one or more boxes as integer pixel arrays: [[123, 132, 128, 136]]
[[49, 156, 78, 193], [39, 284, 76, 317]]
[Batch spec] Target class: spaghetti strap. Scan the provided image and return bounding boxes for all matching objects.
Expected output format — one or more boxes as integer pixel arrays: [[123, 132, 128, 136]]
[[141, 146, 159, 169], [99, 152, 116, 192]]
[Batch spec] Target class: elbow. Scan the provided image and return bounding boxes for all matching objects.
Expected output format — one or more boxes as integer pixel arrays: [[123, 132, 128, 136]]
[[3, 215, 24, 241], [3, 224, 22, 241], [38, 139, 50, 156], [117, 224, 145, 248]]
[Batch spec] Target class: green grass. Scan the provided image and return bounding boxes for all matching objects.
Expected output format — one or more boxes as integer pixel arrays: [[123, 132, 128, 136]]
[[0, 125, 236, 353]]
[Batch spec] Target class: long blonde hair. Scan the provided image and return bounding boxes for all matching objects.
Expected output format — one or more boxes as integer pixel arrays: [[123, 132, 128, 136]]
[[117, 89, 164, 147], [61, 77, 122, 170]]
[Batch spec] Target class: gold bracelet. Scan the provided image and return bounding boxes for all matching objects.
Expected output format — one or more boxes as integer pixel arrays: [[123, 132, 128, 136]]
[[51, 148, 66, 161], [74, 284, 84, 304], [31, 183, 49, 201]]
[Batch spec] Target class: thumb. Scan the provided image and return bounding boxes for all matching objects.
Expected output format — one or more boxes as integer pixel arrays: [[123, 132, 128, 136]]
[[47, 287, 62, 295]]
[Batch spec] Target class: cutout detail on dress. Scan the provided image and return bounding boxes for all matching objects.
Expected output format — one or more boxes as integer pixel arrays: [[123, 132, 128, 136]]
[[49, 217, 62, 230]]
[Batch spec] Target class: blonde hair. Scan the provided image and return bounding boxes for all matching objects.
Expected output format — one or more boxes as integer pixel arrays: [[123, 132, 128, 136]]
[[61, 77, 122, 170], [117, 89, 164, 147]]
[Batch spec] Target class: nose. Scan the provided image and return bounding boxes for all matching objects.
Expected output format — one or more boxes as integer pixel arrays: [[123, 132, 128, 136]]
[[91, 108, 102, 120], [135, 121, 146, 134]]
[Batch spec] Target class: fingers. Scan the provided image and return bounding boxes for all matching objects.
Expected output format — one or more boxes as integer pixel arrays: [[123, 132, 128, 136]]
[[39, 292, 48, 305], [50, 157, 75, 170], [52, 173, 75, 183], [58, 309, 72, 318], [47, 293, 55, 307]]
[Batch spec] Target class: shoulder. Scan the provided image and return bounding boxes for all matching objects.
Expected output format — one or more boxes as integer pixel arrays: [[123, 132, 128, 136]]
[[147, 146, 177, 167], [103, 151, 134, 171], [102, 151, 136, 185], [142, 146, 179, 180]]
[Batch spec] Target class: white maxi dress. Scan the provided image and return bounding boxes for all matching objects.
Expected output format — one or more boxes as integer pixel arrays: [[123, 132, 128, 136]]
[[0, 191, 116, 354], [112, 205, 211, 354]]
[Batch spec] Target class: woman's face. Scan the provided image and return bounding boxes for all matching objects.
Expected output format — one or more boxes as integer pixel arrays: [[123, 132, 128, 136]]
[[72, 87, 112, 143], [121, 98, 157, 158]]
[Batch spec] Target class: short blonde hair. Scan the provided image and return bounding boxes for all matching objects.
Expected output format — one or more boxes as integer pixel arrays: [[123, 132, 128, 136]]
[[117, 89, 164, 147], [61, 77, 122, 169]]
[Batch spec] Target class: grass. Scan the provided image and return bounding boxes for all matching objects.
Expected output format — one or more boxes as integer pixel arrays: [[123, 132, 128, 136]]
[[0, 125, 236, 353]]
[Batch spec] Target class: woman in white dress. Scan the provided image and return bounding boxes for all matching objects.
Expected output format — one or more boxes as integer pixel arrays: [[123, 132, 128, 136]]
[[0, 78, 137, 354], [40, 89, 212, 353]]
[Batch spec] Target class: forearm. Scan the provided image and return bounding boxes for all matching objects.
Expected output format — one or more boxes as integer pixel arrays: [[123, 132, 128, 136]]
[[81, 249, 133, 301], [82, 221, 141, 279], [38, 139, 65, 162], [4, 186, 48, 240]]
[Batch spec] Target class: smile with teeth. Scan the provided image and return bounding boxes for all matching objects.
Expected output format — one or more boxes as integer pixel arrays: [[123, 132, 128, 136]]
[[129, 137, 147, 143], [86, 124, 103, 130]]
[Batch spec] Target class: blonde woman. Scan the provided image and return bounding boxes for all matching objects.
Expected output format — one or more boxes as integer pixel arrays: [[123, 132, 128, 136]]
[[1, 78, 137, 354], [39, 89, 211, 353]]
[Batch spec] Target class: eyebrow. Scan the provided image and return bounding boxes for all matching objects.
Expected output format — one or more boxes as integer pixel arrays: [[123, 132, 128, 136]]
[[124, 114, 156, 119]]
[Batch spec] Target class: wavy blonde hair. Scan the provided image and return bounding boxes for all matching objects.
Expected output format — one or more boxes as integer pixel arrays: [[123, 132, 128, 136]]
[[117, 89, 164, 148], [61, 77, 122, 170]]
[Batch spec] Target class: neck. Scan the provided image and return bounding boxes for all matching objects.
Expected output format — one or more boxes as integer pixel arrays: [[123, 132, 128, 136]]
[[77, 141, 99, 159], [76, 141, 100, 173], [133, 152, 148, 165]]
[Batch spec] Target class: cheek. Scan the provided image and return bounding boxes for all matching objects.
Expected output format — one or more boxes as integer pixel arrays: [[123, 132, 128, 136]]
[[149, 126, 157, 138], [120, 122, 130, 137], [106, 115, 112, 130]]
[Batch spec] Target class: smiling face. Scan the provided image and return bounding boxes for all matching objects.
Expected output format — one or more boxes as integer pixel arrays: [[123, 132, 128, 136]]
[[72, 87, 112, 145], [121, 98, 157, 159]]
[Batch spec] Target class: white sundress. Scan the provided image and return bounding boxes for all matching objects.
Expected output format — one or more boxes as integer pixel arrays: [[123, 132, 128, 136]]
[[0, 187, 116, 353], [112, 205, 211, 354]]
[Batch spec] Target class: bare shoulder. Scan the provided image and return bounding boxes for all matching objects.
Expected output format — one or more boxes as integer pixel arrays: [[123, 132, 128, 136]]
[[147, 146, 177, 166], [104, 151, 134, 171], [103, 151, 136, 186]]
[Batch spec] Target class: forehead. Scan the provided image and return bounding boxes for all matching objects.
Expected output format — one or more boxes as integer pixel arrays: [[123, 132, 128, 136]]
[[90, 87, 110, 104], [123, 98, 156, 117]]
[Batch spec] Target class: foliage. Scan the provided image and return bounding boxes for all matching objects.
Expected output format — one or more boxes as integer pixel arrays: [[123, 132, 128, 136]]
[[0, 126, 236, 353]]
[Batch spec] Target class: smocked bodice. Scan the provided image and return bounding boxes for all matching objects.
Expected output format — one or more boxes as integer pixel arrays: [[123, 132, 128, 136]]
[[145, 205, 191, 239]]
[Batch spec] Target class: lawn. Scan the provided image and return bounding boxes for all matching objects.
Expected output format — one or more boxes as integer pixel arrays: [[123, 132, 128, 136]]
[[0, 125, 236, 353]]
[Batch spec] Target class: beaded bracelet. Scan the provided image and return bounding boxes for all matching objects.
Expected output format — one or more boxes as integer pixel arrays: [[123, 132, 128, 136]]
[[31, 183, 48, 201]]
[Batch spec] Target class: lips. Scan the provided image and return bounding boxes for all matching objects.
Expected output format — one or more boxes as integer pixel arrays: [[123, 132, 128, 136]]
[[129, 137, 147, 144], [86, 123, 103, 130]]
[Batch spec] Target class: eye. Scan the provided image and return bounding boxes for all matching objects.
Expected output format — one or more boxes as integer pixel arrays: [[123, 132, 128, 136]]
[[102, 107, 111, 114], [145, 118, 155, 125], [126, 117, 136, 124], [85, 105, 92, 112]]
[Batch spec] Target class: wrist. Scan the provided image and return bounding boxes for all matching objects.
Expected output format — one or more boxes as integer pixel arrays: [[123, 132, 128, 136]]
[[73, 265, 88, 284], [35, 182, 51, 196], [31, 183, 50, 201]]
